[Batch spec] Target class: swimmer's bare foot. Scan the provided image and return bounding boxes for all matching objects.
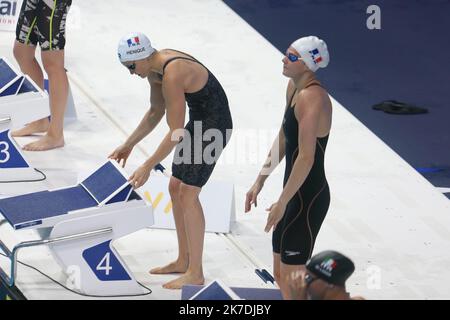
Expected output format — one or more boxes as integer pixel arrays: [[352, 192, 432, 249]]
[[11, 118, 49, 137], [162, 271, 204, 290], [150, 260, 189, 274], [22, 134, 64, 151]]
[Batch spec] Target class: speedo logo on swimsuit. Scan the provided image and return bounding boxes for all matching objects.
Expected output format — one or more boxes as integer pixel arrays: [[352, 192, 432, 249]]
[[126, 47, 145, 55], [315, 258, 337, 276], [285, 251, 301, 256], [127, 36, 140, 47], [309, 48, 323, 65]]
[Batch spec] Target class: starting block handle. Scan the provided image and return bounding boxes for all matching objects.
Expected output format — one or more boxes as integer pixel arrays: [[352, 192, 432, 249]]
[[153, 163, 165, 173], [153, 163, 171, 178], [262, 269, 275, 283], [255, 269, 267, 283], [0, 227, 112, 287], [0, 116, 11, 125], [255, 268, 275, 284]]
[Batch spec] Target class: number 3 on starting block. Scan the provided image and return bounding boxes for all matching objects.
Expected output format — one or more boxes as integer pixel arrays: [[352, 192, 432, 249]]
[[0, 141, 10, 164], [0, 130, 28, 169]]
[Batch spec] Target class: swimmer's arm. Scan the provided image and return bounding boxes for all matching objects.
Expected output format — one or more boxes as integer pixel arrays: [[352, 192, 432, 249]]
[[278, 91, 321, 206], [124, 80, 165, 148], [143, 72, 186, 169], [256, 127, 286, 185], [254, 81, 295, 184]]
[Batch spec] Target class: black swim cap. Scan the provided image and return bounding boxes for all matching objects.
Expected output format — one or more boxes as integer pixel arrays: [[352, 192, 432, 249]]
[[306, 250, 355, 286]]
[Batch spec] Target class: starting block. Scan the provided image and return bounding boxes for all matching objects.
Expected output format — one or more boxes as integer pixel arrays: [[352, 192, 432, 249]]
[[188, 280, 241, 300], [182, 280, 282, 300], [0, 57, 50, 182], [0, 160, 154, 296]]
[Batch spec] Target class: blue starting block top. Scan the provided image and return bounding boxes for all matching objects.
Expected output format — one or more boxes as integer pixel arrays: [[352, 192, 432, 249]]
[[0, 58, 39, 97], [190, 281, 238, 300], [17, 77, 38, 94], [81, 161, 128, 204], [1, 76, 23, 96], [0, 161, 133, 230], [182, 284, 283, 300], [0, 186, 97, 229], [0, 59, 18, 91]]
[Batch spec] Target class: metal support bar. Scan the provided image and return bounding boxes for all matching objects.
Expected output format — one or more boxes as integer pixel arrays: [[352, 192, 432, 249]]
[[0, 239, 12, 257], [0, 116, 11, 124], [0, 227, 112, 287]]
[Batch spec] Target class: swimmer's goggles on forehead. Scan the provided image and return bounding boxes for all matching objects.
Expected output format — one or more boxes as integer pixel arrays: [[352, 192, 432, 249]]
[[286, 52, 302, 62]]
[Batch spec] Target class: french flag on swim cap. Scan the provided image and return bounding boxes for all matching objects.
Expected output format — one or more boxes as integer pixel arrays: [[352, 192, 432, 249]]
[[309, 48, 323, 64], [127, 37, 140, 47]]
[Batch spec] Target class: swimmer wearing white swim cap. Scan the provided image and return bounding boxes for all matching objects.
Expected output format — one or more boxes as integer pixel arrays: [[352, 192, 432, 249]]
[[111, 32, 233, 291], [246, 36, 332, 299]]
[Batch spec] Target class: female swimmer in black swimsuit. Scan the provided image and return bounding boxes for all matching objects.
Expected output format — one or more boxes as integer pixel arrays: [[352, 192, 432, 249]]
[[110, 32, 232, 290], [245, 36, 331, 299]]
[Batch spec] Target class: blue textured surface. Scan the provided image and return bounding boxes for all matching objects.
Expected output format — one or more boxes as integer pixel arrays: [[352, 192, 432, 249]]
[[0, 186, 97, 228], [81, 161, 127, 203], [189, 282, 237, 300], [0, 76, 23, 97], [106, 185, 132, 204], [17, 77, 37, 94], [182, 284, 282, 300]]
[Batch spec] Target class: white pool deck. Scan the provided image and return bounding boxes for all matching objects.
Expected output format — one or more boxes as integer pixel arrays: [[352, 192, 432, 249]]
[[0, 0, 449, 300]]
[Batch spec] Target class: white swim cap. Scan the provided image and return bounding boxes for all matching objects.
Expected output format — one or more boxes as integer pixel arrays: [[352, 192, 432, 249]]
[[117, 32, 155, 63], [291, 36, 329, 72]]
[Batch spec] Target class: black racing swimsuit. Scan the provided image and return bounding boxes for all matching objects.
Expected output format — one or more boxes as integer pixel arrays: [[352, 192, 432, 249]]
[[272, 84, 330, 265], [161, 51, 233, 187]]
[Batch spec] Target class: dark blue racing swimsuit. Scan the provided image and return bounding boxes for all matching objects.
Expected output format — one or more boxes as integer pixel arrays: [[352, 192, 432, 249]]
[[273, 83, 330, 265], [160, 50, 233, 187]]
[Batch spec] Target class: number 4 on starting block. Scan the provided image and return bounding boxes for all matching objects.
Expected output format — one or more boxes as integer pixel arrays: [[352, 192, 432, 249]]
[[83, 240, 132, 281]]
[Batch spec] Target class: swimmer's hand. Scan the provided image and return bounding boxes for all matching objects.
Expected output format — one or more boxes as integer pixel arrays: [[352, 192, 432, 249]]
[[288, 270, 308, 300], [264, 201, 286, 233], [245, 180, 264, 213], [109, 143, 133, 168], [128, 163, 151, 189]]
